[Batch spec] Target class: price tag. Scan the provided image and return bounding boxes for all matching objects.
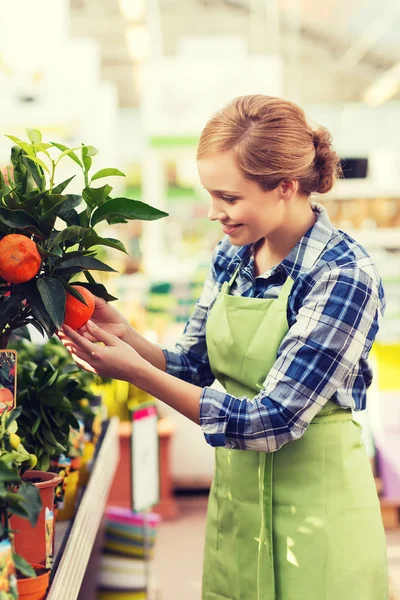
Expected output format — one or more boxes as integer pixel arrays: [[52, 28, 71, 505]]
[[0, 350, 17, 415], [131, 403, 159, 512]]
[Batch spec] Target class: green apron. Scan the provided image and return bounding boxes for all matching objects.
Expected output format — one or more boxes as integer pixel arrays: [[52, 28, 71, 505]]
[[203, 266, 389, 600]]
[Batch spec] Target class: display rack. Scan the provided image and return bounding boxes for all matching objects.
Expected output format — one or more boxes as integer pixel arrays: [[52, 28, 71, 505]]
[[47, 417, 120, 600]]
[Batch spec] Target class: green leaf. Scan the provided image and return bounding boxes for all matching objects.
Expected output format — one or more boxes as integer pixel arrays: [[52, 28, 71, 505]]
[[82, 234, 128, 254], [19, 189, 47, 211], [27, 318, 46, 339], [82, 155, 92, 172], [91, 168, 125, 182], [31, 415, 41, 435], [0, 461, 18, 482], [91, 197, 168, 226], [42, 428, 58, 446], [36, 142, 52, 152], [19, 153, 50, 174], [82, 185, 112, 208], [5, 406, 22, 429], [18, 482, 42, 526], [77, 278, 118, 302], [0, 297, 22, 331], [52, 175, 76, 195], [21, 156, 46, 191], [13, 552, 36, 578], [56, 278, 89, 305], [26, 128, 42, 145], [83, 145, 99, 157], [38, 454, 50, 471], [0, 170, 10, 196], [50, 142, 82, 168], [5, 136, 34, 156], [58, 397, 72, 412], [51, 225, 89, 248], [56, 255, 117, 274], [37, 245, 62, 259], [39, 390, 64, 407], [37, 277, 66, 329], [0, 206, 42, 232]]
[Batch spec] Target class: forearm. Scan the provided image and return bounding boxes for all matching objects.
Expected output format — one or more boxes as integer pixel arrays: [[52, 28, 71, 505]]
[[122, 327, 167, 371], [135, 363, 201, 424]]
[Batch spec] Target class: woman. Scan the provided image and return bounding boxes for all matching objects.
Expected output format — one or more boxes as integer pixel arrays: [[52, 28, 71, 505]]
[[61, 95, 389, 599]]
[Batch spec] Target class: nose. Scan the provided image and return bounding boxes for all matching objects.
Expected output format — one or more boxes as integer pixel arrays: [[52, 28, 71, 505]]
[[208, 201, 226, 222]]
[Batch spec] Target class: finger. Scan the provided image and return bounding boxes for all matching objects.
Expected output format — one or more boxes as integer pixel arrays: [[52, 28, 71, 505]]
[[93, 296, 107, 309], [62, 324, 98, 354], [77, 325, 97, 342], [69, 351, 98, 374], [85, 320, 119, 346], [63, 343, 100, 374]]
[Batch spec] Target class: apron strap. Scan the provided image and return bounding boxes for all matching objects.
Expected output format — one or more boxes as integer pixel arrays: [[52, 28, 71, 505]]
[[227, 262, 242, 290]]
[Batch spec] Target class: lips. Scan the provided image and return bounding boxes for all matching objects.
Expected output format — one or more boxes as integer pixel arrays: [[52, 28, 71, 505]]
[[222, 223, 243, 235]]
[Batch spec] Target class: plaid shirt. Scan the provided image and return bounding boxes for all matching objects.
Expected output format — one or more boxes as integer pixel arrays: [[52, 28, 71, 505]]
[[162, 203, 386, 452]]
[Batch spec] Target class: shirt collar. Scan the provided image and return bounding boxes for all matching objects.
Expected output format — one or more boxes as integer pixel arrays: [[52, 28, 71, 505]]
[[227, 202, 334, 280], [281, 202, 334, 279]]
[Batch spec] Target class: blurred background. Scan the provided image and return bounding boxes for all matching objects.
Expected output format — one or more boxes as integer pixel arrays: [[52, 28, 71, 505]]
[[0, 0, 400, 598]]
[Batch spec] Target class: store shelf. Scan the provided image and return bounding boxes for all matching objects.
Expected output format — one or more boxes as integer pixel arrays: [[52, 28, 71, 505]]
[[47, 417, 120, 600]]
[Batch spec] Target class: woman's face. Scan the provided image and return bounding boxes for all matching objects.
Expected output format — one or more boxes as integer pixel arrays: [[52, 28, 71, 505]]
[[197, 151, 286, 247]]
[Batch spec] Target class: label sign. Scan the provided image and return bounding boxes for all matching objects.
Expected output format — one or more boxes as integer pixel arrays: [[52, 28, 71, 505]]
[[0, 350, 17, 414], [131, 404, 159, 512]]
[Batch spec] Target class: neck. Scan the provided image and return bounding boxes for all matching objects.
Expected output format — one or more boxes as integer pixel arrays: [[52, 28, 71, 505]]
[[260, 201, 317, 265]]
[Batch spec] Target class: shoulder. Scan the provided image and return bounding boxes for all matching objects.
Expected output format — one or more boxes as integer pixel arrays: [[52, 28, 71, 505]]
[[291, 228, 385, 315]]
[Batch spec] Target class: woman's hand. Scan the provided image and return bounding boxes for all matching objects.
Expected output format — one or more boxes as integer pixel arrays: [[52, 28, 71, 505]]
[[58, 320, 149, 383], [80, 296, 131, 343]]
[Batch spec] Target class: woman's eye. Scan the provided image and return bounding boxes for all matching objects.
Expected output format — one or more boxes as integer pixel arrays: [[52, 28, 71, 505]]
[[221, 196, 237, 204]]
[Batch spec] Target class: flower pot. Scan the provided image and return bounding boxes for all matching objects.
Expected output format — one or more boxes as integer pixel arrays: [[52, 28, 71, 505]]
[[56, 458, 81, 521], [11, 471, 61, 568], [17, 563, 50, 600]]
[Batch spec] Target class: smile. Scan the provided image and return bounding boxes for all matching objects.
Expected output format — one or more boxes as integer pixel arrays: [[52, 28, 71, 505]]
[[222, 223, 243, 235]]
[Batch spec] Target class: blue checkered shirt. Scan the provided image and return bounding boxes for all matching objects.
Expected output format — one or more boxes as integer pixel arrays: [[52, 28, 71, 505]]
[[162, 203, 386, 452]]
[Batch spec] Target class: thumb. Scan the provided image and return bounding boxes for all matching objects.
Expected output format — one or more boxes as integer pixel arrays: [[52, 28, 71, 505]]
[[85, 320, 119, 346]]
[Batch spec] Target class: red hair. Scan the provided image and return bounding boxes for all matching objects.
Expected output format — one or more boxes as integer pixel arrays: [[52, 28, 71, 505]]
[[197, 95, 342, 195]]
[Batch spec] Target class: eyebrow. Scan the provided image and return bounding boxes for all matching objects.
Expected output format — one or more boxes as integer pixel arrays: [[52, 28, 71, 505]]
[[202, 186, 241, 195]]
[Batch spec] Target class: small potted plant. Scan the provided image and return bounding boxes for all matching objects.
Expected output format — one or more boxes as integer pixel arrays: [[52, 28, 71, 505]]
[[0, 406, 49, 599]]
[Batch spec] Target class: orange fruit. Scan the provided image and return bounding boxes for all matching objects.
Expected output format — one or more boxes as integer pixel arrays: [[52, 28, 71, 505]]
[[64, 285, 95, 330], [0, 388, 14, 409], [0, 234, 41, 284]]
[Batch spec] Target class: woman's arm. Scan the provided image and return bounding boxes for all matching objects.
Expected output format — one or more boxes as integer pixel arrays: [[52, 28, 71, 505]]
[[60, 321, 203, 423], [61, 265, 380, 452]]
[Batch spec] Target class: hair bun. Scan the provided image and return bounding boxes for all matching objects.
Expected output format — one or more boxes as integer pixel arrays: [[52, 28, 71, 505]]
[[313, 126, 341, 194]]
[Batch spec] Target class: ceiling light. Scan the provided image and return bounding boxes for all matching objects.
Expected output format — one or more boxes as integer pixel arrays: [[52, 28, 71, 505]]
[[118, 0, 145, 21], [363, 62, 400, 107]]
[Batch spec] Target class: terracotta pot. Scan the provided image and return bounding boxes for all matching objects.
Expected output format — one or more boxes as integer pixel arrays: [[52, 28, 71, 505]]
[[17, 563, 50, 600], [12, 470, 61, 567]]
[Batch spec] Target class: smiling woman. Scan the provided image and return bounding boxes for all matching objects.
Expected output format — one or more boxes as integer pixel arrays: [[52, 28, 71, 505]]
[[61, 95, 389, 600]]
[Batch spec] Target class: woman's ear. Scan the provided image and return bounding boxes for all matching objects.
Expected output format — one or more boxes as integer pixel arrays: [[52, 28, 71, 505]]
[[280, 179, 298, 199]]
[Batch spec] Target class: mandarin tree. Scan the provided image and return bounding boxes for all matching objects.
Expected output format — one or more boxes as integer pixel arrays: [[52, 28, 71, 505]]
[[0, 129, 168, 348]]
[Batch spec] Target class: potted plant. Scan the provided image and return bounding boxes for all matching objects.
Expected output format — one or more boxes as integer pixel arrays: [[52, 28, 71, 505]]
[[0, 129, 167, 572], [12, 335, 100, 520], [0, 406, 48, 598]]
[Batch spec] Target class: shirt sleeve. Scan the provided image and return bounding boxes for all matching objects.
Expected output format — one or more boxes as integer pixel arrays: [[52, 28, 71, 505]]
[[199, 266, 380, 452], [160, 249, 220, 388]]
